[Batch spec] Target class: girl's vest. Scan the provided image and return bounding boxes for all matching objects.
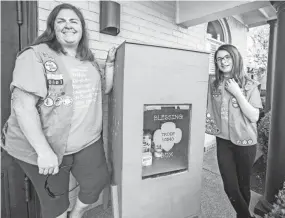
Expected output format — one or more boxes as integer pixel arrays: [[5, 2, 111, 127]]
[[1, 44, 101, 165], [206, 75, 260, 146]]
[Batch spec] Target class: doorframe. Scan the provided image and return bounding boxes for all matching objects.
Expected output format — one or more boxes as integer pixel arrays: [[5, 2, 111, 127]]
[[21, 2, 41, 216], [20, 1, 38, 49], [1, 1, 39, 218]]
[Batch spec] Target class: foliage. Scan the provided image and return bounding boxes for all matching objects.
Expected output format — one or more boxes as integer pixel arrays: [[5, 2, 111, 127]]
[[257, 110, 271, 164], [247, 24, 270, 77], [258, 96, 267, 124], [265, 182, 285, 218]]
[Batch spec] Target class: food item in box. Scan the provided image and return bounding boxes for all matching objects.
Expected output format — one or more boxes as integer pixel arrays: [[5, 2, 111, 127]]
[[142, 152, 152, 166], [154, 143, 163, 158], [142, 130, 153, 166], [142, 132, 152, 153]]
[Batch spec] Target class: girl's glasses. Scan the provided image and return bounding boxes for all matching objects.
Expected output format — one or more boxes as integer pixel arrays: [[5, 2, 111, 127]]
[[215, 55, 231, 64], [44, 165, 79, 198]]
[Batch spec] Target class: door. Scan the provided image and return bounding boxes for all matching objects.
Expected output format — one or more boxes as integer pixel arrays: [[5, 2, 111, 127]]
[[1, 1, 40, 218]]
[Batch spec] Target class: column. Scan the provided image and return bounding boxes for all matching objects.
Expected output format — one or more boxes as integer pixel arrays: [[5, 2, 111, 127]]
[[254, 1, 285, 216], [264, 19, 277, 113], [265, 1, 285, 203]]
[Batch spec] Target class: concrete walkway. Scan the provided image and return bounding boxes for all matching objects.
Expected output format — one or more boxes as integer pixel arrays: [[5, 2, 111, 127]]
[[83, 147, 262, 218]]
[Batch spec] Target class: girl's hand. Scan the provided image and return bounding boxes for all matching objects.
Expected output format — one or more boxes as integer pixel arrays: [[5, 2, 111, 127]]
[[225, 79, 242, 97], [106, 47, 117, 63]]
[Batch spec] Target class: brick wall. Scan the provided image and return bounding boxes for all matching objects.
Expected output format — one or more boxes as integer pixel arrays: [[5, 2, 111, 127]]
[[37, 1, 248, 150], [38, 1, 207, 63]]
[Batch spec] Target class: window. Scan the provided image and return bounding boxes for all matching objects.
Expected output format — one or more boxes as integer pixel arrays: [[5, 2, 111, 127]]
[[207, 20, 225, 42]]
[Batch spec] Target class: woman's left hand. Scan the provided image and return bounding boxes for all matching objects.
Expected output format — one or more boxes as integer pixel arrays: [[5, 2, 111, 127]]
[[106, 47, 117, 63], [225, 79, 242, 97]]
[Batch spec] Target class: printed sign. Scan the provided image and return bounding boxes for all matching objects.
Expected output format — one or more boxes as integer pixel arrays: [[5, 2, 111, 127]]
[[142, 104, 191, 179]]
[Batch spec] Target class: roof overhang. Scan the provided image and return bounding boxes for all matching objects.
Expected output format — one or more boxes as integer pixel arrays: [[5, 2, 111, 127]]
[[176, 1, 277, 28]]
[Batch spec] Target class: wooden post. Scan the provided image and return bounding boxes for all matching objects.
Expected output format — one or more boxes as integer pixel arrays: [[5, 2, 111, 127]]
[[264, 19, 277, 113]]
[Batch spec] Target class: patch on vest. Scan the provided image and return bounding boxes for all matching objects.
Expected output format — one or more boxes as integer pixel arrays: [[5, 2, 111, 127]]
[[47, 73, 63, 86], [232, 98, 239, 108], [44, 97, 54, 107], [236, 139, 253, 145], [205, 112, 220, 134], [44, 60, 58, 72], [43, 96, 73, 107], [54, 97, 63, 107], [62, 96, 73, 106], [212, 88, 222, 98]]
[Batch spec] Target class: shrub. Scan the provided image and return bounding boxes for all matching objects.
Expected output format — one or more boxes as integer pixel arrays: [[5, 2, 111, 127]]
[[257, 96, 267, 125], [257, 110, 271, 164], [265, 182, 285, 218]]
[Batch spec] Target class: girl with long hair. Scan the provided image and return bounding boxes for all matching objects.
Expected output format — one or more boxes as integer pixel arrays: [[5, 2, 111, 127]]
[[206, 44, 262, 218]]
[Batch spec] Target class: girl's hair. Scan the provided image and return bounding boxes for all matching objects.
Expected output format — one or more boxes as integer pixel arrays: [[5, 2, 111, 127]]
[[213, 44, 248, 88], [32, 3, 94, 62]]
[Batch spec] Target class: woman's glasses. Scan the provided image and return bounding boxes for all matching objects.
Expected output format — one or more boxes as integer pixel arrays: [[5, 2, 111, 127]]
[[215, 55, 231, 64], [44, 165, 79, 198]]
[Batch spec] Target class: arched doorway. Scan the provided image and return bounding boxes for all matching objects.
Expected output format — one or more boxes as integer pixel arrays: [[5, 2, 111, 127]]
[[206, 19, 231, 75]]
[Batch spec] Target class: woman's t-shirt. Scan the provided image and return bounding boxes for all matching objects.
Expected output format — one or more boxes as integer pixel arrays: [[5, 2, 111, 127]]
[[60, 55, 102, 154]]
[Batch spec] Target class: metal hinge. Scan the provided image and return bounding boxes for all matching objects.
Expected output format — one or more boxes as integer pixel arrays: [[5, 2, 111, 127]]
[[16, 0, 23, 26]]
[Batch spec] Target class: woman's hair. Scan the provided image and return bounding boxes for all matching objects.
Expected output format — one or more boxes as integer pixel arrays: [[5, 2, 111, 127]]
[[33, 3, 94, 62], [213, 44, 248, 88]]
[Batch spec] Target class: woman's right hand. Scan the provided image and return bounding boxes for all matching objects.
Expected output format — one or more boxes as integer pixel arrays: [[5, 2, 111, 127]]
[[37, 151, 59, 175]]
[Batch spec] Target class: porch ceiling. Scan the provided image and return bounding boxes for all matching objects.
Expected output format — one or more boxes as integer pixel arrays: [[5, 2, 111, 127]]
[[176, 1, 277, 28]]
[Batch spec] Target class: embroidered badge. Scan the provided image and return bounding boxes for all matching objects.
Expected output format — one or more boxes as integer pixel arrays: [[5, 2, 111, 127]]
[[212, 88, 222, 98], [44, 97, 54, 107], [44, 60, 58, 72], [247, 139, 253, 144], [205, 112, 220, 134], [54, 97, 63, 107], [232, 98, 239, 108], [47, 74, 63, 85], [242, 140, 248, 145], [62, 96, 73, 106]]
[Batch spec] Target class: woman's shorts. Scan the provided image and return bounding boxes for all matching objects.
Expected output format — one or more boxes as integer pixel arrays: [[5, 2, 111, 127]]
[[11, 138, 110, 218]]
